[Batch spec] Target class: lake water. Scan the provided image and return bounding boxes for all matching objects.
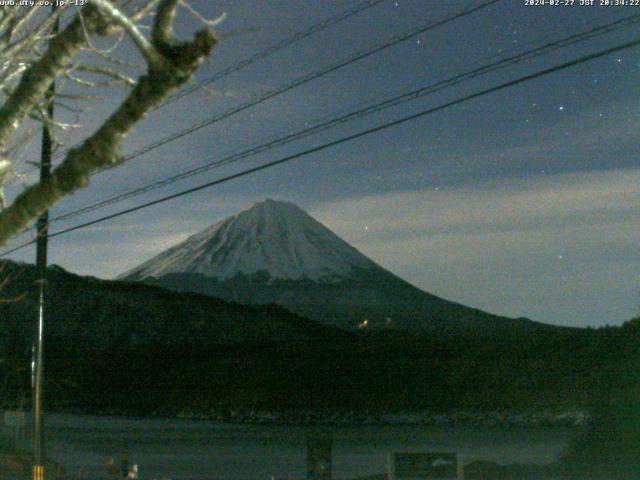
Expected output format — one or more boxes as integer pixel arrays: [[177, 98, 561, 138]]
[[43, 413, 576, 479]]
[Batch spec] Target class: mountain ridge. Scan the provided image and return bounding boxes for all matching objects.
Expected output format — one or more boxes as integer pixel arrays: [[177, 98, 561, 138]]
[[0, 259, 619, 417], [122, 199, 554, 335], [122, 199, 380, 282]]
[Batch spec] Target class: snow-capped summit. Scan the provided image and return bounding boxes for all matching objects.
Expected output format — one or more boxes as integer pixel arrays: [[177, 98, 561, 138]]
[[122, 199, 378, 282], [122, 199, 546, 335]]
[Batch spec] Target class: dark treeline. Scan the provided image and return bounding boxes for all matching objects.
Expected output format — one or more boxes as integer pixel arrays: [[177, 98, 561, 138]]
[[40, 326, 638, 417], [0, 260, 637, 419]]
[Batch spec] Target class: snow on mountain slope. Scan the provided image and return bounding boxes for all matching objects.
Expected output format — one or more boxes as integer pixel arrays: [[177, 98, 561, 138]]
[[121, 199, 551, 335], [122, 199, 379, 282]]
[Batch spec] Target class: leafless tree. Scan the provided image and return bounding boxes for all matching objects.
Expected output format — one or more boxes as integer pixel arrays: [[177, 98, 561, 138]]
[[0, 0, 218, 247]]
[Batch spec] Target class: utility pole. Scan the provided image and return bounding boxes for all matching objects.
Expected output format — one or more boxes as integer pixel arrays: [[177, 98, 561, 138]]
[[32, 7, 58, 480]]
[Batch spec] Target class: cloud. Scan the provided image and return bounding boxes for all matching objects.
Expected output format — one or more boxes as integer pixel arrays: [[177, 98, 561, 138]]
[[39, 168, 639, 328], [312, 168, 640, 327], [49, 228, 192, 280], [46, 194, 249, 279]]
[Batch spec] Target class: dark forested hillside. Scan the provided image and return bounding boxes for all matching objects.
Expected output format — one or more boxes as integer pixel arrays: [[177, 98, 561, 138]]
[[0, 261, 636, 419], [121, 199, 553, 337]]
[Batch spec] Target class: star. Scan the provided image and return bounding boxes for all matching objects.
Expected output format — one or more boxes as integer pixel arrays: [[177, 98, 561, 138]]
[[558, 105, 565, 111]]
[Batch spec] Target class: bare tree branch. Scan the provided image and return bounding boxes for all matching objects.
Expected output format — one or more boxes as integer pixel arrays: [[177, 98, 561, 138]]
[[0, 8, 107, 152], [91, 0, 162, 66], [0, 1, 217, 246], [152, 0, 178, 45]]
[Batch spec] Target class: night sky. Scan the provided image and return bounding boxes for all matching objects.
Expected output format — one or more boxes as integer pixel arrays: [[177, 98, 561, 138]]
[[4, 0, 639, 327]]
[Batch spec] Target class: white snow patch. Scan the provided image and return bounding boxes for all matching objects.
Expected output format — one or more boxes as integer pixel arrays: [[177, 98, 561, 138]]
[[121, 199, 379, 282]]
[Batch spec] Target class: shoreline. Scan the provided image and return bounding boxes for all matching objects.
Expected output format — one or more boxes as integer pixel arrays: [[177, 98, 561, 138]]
[[41, 408, 590, 428]]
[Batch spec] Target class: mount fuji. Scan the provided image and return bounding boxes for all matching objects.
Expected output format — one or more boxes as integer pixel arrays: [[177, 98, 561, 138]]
[[121, 199, 548, 335]]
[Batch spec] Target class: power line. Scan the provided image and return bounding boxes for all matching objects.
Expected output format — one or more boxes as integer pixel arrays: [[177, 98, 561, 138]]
[[87, 0, 504, 176], [0, 0, 387, 190], [46, 12, 640, 225], [3, 0, 498, 200], [158, 0, 389, 109], [0, 236, 38, 258], [1, 34, 636, 258], [36, 0, 502, 175]]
